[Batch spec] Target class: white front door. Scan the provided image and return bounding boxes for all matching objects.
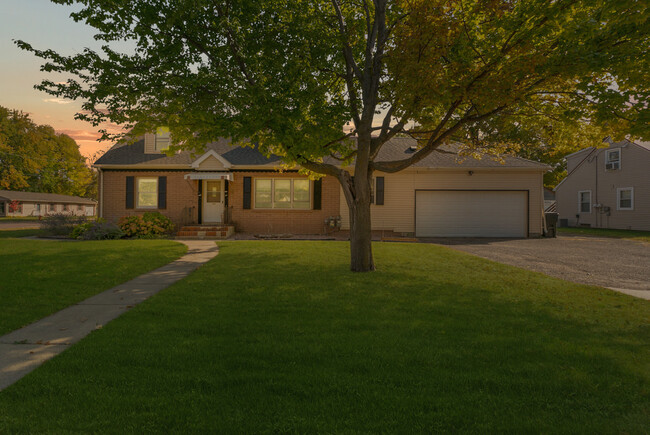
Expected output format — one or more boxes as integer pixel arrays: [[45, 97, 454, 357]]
[[203, 180, 224, 223]]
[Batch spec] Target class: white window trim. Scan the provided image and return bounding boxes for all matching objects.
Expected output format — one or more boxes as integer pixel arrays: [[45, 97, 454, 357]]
[[616, 187, 634, 211], [605, 148, 621, 170], [136, 177, 159, 209], [578, 190, 591, 213], [254, 178, 312, 210]]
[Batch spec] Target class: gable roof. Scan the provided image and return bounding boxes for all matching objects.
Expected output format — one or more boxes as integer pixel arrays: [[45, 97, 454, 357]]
[[95, 136, 547, 170], [0, 190, 96, 204]]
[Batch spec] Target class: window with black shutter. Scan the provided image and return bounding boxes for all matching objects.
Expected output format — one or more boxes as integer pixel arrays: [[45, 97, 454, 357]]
[[243, 176, 252, 209]]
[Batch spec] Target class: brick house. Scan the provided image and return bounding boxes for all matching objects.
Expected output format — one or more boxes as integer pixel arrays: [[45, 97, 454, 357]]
[[94, 133, 549, 237]]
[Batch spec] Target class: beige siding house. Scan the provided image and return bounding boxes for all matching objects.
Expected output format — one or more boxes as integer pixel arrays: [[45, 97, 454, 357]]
[[96, 134, 548, 237], [0, 190, 96, 217], [555, 139, 650, 231], [340, 140, 549, 237]]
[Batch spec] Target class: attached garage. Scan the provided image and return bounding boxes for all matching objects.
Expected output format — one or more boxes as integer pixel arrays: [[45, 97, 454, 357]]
[[415, 190, 528, 237]]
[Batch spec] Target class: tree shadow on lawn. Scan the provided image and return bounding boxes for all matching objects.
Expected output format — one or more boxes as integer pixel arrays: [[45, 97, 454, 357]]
[[0, 241, 648, 432]]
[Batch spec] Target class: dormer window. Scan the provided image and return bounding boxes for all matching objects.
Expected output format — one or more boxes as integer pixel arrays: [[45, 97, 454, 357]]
[[155, 127, 170, 151], [605, 148, 620, 170]]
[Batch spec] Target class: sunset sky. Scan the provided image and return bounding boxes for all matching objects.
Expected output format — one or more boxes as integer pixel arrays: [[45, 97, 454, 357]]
[[0, 0, 123, 160]]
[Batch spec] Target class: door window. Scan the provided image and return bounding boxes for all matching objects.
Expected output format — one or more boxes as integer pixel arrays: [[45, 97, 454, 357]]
[[206, 180, 222, 203]]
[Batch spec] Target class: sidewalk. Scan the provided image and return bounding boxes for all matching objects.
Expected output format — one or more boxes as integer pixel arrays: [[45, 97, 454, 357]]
[[0, 240, 219, 391]]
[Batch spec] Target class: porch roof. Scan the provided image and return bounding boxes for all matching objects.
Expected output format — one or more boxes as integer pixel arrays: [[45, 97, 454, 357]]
[[183, 172, 233, 181]]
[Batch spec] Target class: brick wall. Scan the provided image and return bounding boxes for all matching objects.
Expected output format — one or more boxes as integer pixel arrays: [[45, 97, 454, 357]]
[[229, 172, 341, 235], [101, 170, 198, 227]]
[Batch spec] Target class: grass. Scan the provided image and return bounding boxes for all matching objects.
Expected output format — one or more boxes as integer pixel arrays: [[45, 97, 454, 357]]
[[559, 226, 650, 242], [0, 239, 187, 335], [0, 228, 44, 238], [0, 241, 648, 432]]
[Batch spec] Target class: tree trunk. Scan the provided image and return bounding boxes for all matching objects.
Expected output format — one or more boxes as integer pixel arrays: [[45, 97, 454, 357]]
[[348, 194, 375, 272]]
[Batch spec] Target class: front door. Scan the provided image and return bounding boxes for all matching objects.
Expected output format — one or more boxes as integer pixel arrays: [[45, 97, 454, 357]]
[[203, 180, 224, 223]]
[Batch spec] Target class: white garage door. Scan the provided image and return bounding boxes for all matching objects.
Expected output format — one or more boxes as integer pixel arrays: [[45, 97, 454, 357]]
[[415, 190, 527, 237]]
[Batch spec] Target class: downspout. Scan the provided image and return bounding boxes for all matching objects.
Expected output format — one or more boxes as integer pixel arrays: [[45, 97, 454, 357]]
[[541, 172, 547, 236], [594, 153, 598, 228], [98, 168, 104, 218]]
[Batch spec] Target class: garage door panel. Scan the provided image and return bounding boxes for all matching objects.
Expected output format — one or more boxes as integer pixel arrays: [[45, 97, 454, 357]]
[[416, 191, 526, 237]]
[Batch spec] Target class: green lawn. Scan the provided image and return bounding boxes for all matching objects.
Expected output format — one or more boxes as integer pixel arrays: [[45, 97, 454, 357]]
[[559, 226, 650, 242], [0, 241, 648, 432], [0, 228, 44, 238], [0, 239, 187, 335]]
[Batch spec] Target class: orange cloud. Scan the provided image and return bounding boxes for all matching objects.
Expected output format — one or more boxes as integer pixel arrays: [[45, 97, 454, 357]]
[[57, 129, 102, 141]]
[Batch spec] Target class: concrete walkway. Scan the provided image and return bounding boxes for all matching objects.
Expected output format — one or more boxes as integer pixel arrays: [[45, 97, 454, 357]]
[[0, 240, 219, 391]]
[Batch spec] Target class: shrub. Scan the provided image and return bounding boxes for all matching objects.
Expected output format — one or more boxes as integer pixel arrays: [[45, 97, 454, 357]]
[[71, 219, 124, 240], [118, 212, 175, 238], [41, 213, 87, 236]]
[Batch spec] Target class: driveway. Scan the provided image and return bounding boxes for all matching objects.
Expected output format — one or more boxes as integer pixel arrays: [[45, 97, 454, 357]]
[[424, 235, 650, 299]]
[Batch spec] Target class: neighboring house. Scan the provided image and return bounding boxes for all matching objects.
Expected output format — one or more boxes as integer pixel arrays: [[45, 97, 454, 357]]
[[555, 139, 650, 231], [0, 190, 97, 217], [94, 133, 549, 237], [544, 188, 557, 212]]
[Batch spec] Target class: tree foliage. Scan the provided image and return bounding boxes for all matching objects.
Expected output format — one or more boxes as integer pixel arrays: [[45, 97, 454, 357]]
[[0, 106, 96, 197], [16, 0, 649, 270]]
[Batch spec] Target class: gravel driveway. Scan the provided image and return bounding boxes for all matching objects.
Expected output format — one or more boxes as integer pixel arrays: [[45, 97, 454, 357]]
[[424, 235, 650, 299]]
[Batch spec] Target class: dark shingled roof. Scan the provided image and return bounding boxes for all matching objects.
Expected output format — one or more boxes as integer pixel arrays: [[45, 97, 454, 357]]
[[95, 136, 547, 170], [373, 138, 549, 169], [0, 190, 96, 204]]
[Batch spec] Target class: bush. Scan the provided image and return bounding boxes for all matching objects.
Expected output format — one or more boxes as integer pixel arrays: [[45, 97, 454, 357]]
[[41, 213, 87, 236], [118, 212, 175, 238], [71, 219, 124, 240]]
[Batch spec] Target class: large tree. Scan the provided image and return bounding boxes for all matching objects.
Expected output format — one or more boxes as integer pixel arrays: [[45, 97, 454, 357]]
[[17, 0, 649, 270], [0, 106, 96, 197]]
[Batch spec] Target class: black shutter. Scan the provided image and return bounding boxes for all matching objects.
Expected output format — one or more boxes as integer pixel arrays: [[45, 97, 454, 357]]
[[313, 179, 322, 210], [375, 177, 384, 205], [126, 176, 134, 209], [224, 180, 229, 206], [158, 176, 167, 209], [243, 176, 252, 209]]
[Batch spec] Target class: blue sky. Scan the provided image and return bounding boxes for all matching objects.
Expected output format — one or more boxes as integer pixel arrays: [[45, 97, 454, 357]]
[[0, 0, 117, 157]]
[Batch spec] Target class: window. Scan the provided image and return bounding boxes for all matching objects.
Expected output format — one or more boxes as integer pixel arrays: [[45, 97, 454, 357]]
[[137, 177, 158, 208], [605, 149, 620, 170], [63, 204, 70, 212], [35, 204, 41, 213], [254, 179, 311, 209], [77, 205, 83, 211], [49, 204, 57, 212], [155, 126, 170, 151], [206, 180, 222, 203], [617, 188, 634, 210], [578, 190, 591, 213]]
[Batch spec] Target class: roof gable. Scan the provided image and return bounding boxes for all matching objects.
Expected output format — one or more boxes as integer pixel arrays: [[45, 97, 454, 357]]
[[192, 149, 231, 170]]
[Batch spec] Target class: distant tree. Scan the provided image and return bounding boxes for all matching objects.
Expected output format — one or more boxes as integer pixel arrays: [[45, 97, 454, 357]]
[[17, 0, 649, 271], [0, 106, 96, 198]]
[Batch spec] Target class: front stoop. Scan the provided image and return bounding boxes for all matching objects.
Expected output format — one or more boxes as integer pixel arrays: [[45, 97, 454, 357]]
[[176, 225, 235, 240]]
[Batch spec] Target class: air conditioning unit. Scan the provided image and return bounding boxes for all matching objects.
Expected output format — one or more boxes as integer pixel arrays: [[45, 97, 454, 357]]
[[605, 162, 619, 170]]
